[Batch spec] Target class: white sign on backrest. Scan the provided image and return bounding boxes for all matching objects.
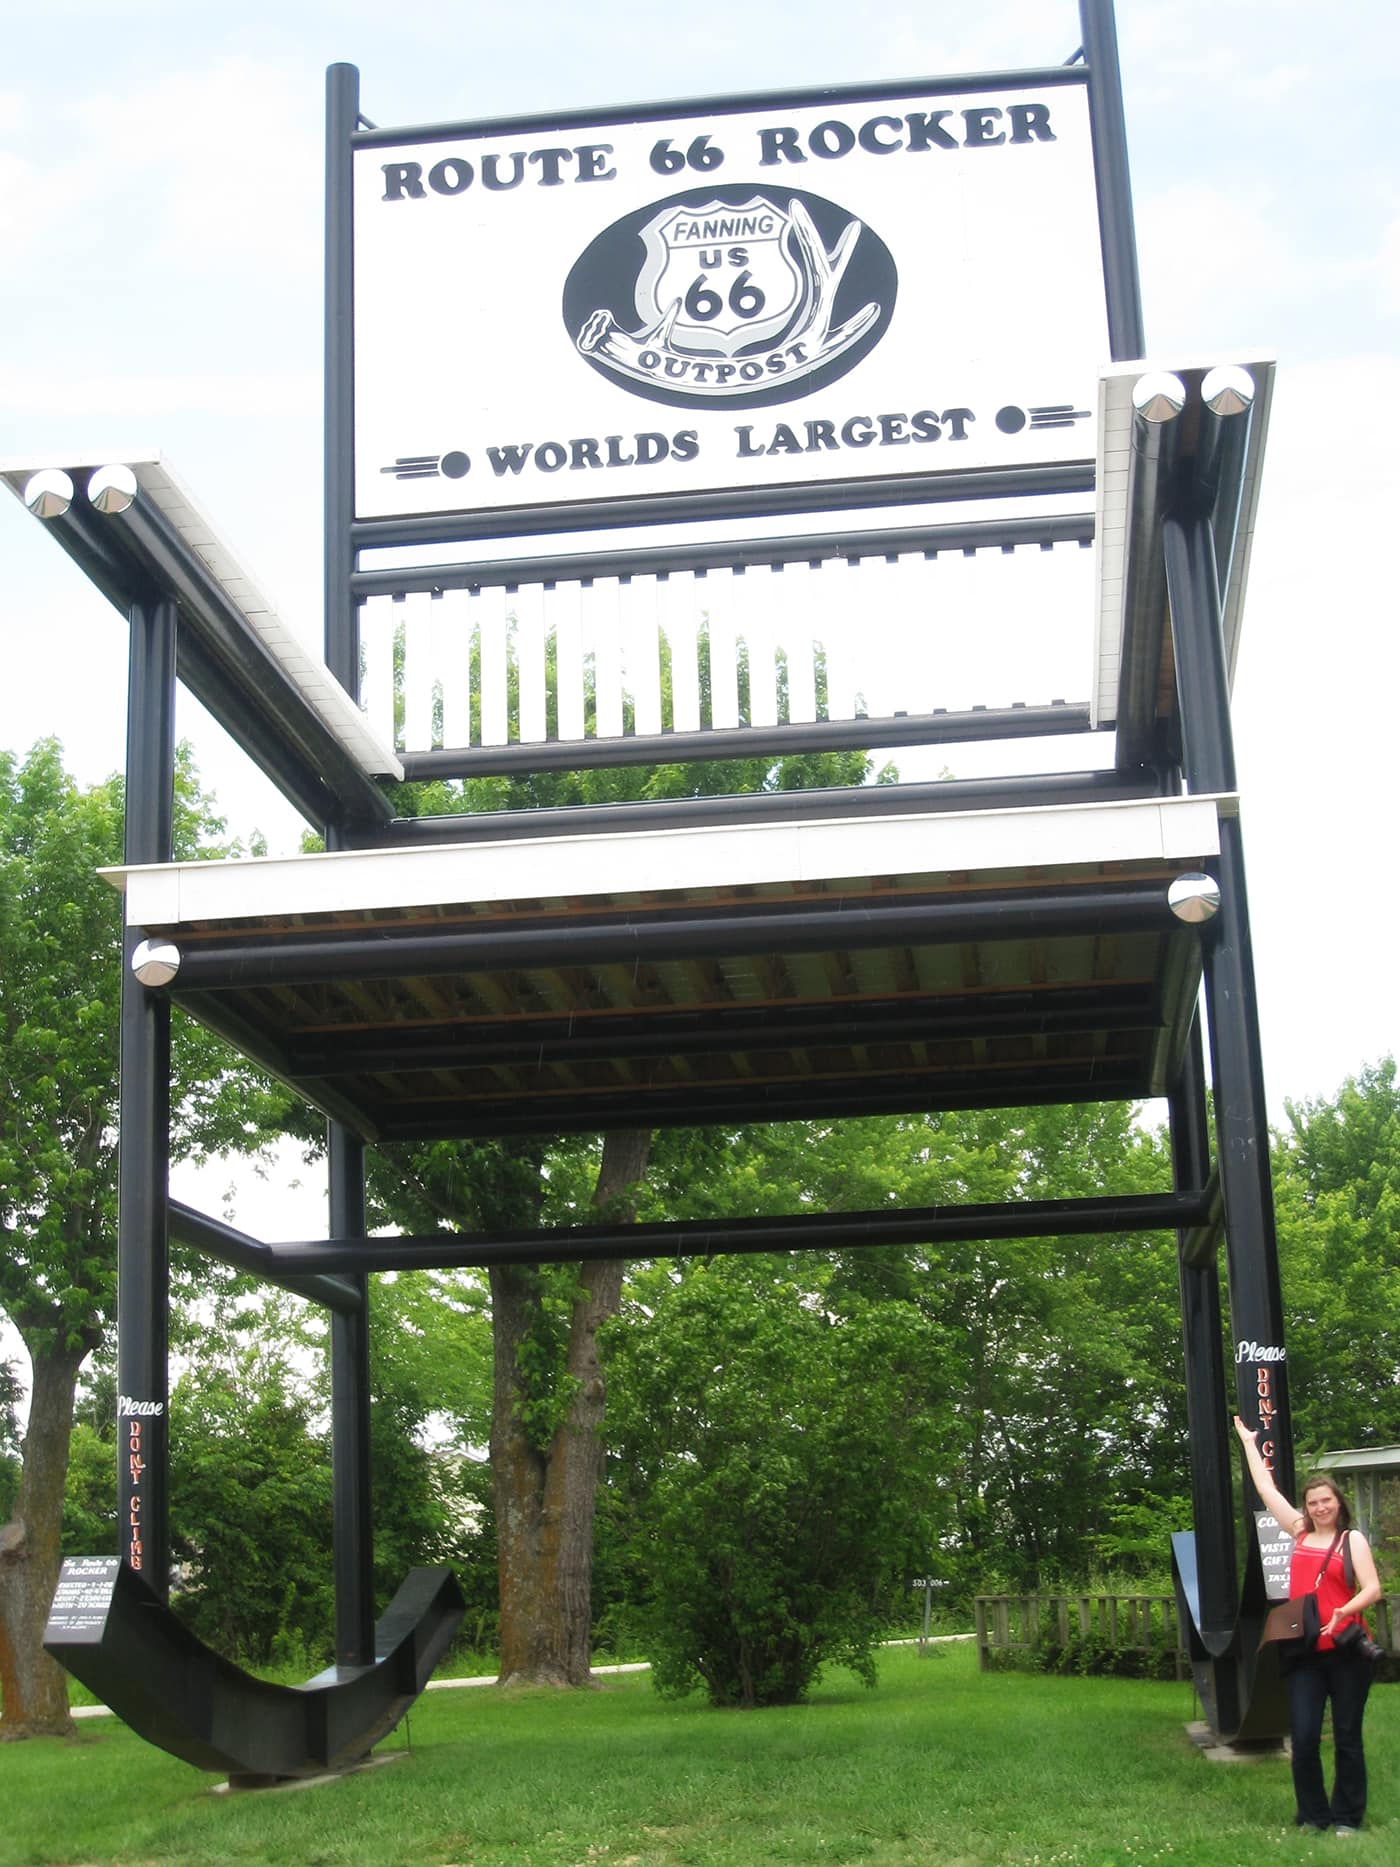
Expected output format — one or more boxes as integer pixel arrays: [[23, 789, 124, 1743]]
[[353, 76, 1109, 524]]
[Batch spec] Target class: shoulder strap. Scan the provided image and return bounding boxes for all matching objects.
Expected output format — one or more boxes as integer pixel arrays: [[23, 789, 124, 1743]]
[[1343, 1530, 1356, 1592], [1311, 1532, 1343, 1591]]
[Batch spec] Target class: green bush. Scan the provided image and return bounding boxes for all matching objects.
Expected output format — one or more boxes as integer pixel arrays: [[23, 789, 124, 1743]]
[[982, 1609, 1183, 1682], [602, 1256, 949, 1708]]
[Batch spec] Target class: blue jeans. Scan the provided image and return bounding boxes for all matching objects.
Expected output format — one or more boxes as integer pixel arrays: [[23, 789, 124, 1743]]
[[1288, 1647, 1373, 1828]]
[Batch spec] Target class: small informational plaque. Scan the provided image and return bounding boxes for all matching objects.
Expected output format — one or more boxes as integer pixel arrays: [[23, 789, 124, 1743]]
[[1254, 1512, 1292, 1602], [44, 1556, 119, 1645]]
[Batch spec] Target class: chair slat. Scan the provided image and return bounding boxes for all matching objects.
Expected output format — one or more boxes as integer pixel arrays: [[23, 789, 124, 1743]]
[[515, 583, 547, 744], [779, 566, 818, 726], [622, 577, 662, 739], [554, 582, 586, 743], [361, 594, 396, 749], [438, 587, 474, 751], [402, 590, 435, 752], [663, 575, 701, 734], [707, 573, 740, 729], [480, 588, 509, 747], [590, 579, 624, 740]]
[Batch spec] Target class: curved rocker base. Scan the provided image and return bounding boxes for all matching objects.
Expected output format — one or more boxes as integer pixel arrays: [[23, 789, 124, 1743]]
[[44, 1558, 465, 1780], [1171, 1529, 1288, 1744]]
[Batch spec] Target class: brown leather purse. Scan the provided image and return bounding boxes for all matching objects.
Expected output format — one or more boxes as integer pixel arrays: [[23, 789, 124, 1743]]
[[1260, 1532, 1343, 1653], [1261, 1595, 1319, 1647]]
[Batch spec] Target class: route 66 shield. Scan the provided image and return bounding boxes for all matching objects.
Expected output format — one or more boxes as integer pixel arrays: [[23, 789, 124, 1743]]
[[635, 195, 803, 357]]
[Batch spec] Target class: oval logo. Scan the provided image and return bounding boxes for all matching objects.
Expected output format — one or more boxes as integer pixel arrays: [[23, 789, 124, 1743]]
[[563, 183, 897, 411]]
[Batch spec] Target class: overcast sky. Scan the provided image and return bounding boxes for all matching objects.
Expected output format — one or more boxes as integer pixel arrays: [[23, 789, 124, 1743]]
[[2, 0, 1397, 1166]]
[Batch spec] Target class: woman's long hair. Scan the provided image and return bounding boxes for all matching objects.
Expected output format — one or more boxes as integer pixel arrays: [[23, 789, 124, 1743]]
[[1299, 1471, 1354, 1534]]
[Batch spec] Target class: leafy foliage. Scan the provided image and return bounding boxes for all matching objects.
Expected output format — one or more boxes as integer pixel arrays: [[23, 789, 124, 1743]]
[[60, 1422, 117, 1556], [1273, 1058, 1400, 1454], [365, 1272, 493, 1606], [0, 1358, 20, 1522], [603, 1253, 950, 1705], [168, 1355, 335, 1663], [366, 720, 887, 1681], [0, 738, 304, 1729], [0, 738, 299, 1361], [604, 1104, 1184, 1620]]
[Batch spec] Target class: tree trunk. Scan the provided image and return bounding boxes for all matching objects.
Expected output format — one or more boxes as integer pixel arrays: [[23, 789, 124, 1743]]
[[0, 1339, 87, 1738], [492, 1127, 650, 1687]]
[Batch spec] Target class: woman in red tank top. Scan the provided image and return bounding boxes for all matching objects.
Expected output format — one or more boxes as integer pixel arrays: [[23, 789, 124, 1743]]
[[1235, 1417, 1382, 1833]]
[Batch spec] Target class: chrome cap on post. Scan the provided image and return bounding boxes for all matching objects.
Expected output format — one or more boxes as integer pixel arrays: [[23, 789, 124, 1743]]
[[131, 938, 182, 988], [1131, 371, 1187, 426], [22, 469, 75, 519], [89, 464, 140, 514], [1201, 365, 1255, 419], [1167, 873, 1222, 925]]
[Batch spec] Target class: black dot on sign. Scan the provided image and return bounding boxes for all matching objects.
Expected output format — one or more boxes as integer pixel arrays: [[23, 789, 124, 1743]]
[[995, 406, 1026, 434], [441, 451, 471, 478]]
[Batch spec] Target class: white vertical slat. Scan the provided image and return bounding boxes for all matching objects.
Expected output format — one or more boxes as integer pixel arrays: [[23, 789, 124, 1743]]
[[896, 553, 938, 720], [849, 555, 903, 723], [621, 576, 662, 737], [779, 563, 819, 725], [438, 587, 474, 751], [515, 582, 547, 743], [972, 539, 1091, 709], [466, 587, 487, 744], [401, 590, 435, 752], [926, 548, 983, 715], [360, 596, 397, 748], [743, 567, 779, 728], [967, 546, 1020, 711], [707, 571, 740, 729], [821, 562, 861, 720], [480, 586, 510, 746], [664, 575, 701, 735], [553, 581, 586, 743], [590, 578, 625, 739], [661, 574, 700, 735]]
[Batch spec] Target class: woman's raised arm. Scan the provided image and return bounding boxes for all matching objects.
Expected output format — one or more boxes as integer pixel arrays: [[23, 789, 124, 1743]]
[[1232, 1415, 1303, 1535]]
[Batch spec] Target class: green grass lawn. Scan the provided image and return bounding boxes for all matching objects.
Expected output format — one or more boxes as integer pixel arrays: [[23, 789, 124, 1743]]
[[2, 1644, 1396, 1866]]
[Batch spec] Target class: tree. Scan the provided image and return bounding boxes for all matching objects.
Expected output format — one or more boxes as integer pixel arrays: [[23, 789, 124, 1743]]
[[602, 1251, 951, 1706], [370, 699, 881, 1685], [1273, 1059, 1400, 1455], [0, 740, 294, 1737], [364, 1270, 493, 1614], [0, 1361, 20, 1528], [600, 1101, 1185, 1625], [168, 1354, 335, 1664]]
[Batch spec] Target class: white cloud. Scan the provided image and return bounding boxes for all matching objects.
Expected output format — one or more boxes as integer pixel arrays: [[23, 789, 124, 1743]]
[[0, 150, 47, 260], [63, 57, 322, 277], [1136, 179, 1372, 351], [0, 89, 30, 135], [0, 365, 318, 418], [1374, 214, 1400, 317], [1230, 354, 1400, 1101]]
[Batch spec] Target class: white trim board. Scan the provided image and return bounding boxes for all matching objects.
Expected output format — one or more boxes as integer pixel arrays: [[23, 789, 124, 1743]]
[[1, 452, 403, 782], [106, 792, 1231, 930], [1092, 352, 1275, 728]]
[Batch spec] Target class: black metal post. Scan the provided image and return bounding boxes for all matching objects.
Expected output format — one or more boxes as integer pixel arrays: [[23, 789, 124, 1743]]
[[325, 62, 360, 701], [252, 1187, 1210, 1276], [1164, 512, 1294, 1506], [117, 595, 177, 1597], [1114, 378, 1183, 773], [1170, 1020, 1237, 1647], [328, 1120, 375, 1666], [1078, 0, 1145, 361], [325, 65, 376, 1668], [166, 1199, 362, 1314], [162, 881, 1176, 993]]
